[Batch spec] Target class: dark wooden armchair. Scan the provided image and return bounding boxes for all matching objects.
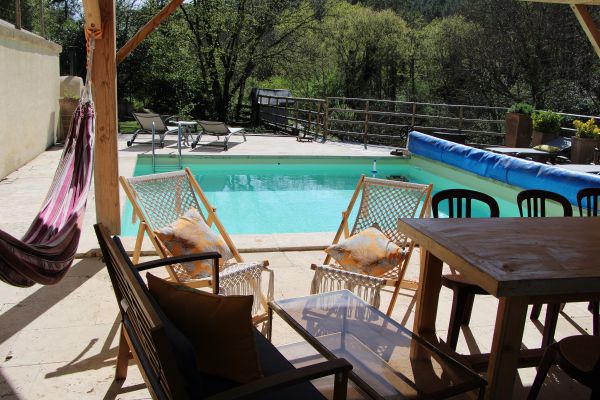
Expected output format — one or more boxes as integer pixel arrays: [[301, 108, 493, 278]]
[[94, 223, 352, 400]]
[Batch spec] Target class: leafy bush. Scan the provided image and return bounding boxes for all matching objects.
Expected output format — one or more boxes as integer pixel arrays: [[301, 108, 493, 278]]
[[532, 110, 562, 135], [573, 118, 600, 139], [507, 103, 533, 115]]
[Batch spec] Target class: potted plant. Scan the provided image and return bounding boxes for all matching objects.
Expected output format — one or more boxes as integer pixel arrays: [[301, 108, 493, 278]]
[[504, 103, 533, 147], [571, 118, 600, 164], [58, 95, 80, 143], [531, 110, 562, 146]]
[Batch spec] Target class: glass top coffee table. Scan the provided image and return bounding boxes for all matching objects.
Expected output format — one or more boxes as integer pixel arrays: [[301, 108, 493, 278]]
[[269, 290, 486, 400]]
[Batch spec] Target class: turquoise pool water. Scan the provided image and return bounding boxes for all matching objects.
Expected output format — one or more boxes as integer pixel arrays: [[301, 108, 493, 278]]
[[121, 155, 551, 236]]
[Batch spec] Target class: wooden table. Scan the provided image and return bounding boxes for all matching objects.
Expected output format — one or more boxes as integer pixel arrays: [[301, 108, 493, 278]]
[[398, 217, 600, 400]]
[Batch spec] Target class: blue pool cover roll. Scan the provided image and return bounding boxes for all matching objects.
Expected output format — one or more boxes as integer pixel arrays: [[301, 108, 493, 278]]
[[407, 131, 600, 205]]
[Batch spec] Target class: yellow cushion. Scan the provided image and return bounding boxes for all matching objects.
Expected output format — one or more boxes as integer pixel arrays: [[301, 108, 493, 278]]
[[155, 208, 233, 278], [533, 144, 560, 153], [147, 273, 262, 383], [325, 227, 405, 276]]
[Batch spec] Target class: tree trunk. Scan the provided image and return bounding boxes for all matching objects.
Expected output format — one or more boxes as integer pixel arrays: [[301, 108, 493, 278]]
[[235, 80, 246, 121]]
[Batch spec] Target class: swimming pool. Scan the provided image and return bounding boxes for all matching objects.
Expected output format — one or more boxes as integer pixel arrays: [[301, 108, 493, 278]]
[[121, 155, 569, 236]]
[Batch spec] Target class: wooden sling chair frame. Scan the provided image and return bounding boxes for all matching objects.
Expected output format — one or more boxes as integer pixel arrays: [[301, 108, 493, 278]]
[[312, 175, 432, 316], [119, 168, 271, 324]]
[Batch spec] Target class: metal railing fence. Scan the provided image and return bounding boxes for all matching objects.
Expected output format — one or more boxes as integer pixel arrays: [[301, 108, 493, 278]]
[[257, 95, 508, 147], [256, 95, 600, 148]]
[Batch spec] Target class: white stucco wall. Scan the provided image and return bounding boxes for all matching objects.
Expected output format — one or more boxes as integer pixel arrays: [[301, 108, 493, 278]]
[[0, 19, 62, 179]]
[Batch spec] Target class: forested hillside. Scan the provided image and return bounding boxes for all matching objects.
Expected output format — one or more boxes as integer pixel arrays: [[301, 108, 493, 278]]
[[2, 0, 600, 121]]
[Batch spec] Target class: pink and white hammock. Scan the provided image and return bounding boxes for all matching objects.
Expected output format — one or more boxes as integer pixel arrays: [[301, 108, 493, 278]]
[[0, 98, 95, 287]]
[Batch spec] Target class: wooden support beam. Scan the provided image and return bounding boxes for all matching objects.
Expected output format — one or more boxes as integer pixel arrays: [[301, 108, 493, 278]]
[[82, 0, 102, 32], [93, 0, 121, 234], [116, 0, 184, 65], [571, 4, 600, 59]]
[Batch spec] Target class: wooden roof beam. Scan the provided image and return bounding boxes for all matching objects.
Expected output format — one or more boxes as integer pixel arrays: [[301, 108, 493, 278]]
[[93, 0, 120, 234], [524, 0, 600, 4], [571, 4, 600, 58], [523, 0, 600, 59], [116, 0, 184, 64]]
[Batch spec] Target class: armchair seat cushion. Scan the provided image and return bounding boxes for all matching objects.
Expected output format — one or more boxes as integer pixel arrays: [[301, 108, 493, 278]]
[[200, 330, 326, 399]]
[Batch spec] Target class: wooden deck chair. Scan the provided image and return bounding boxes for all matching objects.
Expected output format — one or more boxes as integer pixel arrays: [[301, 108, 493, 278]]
[[310, 176, 432, 316], [190, 121, 246, 150], [120, 168, 273, 325]]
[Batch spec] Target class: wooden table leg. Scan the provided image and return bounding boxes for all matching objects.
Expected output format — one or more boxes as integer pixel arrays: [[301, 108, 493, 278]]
[[486, 296, 528, 400], [413, 249, 443, 335], [411, 249, 443, 359]]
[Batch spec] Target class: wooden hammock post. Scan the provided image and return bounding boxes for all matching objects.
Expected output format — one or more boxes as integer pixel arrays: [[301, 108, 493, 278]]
[[82, 0, 102, 32], [92, 0, 121, 234], [88, 0, 200, 234]]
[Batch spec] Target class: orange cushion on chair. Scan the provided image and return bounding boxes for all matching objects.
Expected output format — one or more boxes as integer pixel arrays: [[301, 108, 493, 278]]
[[325, 227, 405, 276], [147, 273, 263, 383], [155, 208, 233, 278]]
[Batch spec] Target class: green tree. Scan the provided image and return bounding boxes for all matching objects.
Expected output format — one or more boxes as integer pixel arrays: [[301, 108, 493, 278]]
[[323, 3, 411, 99], [0, 0, 37, 31], [180, 0, 326, 121], [267, 2, 412, 99], [116, 1, 202, 117], [415, 16, 476, 103], [459, 0, 600, 110]]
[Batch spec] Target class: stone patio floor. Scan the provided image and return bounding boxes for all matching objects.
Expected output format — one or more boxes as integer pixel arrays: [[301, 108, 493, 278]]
[[0, 133, 594, 399]]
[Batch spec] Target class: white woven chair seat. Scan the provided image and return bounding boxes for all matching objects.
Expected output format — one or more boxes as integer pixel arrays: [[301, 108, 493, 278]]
[[310, 264, 386, 308], [220, 261, 273, 316]]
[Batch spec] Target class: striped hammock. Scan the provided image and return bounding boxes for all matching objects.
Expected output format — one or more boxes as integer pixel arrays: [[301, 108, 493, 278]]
[[0, 100, 95, 287]]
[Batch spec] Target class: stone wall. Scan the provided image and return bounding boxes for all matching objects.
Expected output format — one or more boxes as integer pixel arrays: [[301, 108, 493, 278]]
[[0, 19, 62, 179]]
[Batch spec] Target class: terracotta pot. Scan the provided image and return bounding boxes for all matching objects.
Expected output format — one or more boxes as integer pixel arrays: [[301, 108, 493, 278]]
[[504, 113, 532, 147], [571, 136, 599, 164], [58, 98, 79, 143], [531, 130, 558, 147]]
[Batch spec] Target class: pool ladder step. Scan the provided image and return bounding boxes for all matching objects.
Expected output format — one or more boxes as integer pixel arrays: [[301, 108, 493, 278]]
[[151, 123, 183, 173], [152, 163, 180, 173]]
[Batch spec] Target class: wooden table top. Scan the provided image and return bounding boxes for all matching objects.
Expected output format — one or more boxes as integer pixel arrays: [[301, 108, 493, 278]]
[[398, 217, 600, 297]]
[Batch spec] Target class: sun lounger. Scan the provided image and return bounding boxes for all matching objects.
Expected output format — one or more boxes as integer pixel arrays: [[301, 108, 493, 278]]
[[190, 121, 247, 150], [128, 112, 179, 148]]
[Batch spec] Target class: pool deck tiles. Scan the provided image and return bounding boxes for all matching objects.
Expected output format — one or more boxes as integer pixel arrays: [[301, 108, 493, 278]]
[[0, 134, 594, 399]]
